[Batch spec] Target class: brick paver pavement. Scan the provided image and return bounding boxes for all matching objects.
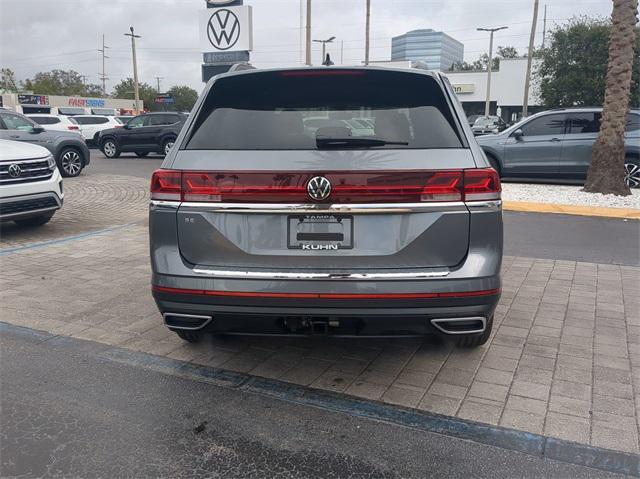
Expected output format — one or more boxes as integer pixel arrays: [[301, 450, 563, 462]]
[[1, 175, 639, 454]]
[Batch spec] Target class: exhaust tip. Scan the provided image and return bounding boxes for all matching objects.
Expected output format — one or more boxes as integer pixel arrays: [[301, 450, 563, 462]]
[[163, 313, 213, 331], [430, 317, 486, 335]]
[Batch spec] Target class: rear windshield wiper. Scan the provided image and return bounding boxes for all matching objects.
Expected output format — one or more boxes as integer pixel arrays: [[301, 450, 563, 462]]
[[316, 136, 409, 149]]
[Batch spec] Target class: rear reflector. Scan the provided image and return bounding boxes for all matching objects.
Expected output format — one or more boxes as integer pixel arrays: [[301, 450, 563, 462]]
[[152, 285, 500, 299], [150, 169, 500, 203], [68, 125, 79, 130]]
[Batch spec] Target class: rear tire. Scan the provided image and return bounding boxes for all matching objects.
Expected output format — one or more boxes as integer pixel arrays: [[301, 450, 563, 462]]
[[14, 212, 54, 227], [58, 147, 84, 177], [456, 315, 493, 348], [162, 138, 176, 157], [101, 138, 120, 158], [135, 152, 149, 158], [174, 330, 203, 343], [486, 155, 501, 177], [624, 157, 639, 188]]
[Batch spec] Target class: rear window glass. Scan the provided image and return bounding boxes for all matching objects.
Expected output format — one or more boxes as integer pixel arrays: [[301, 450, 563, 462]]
[[30, 116, 59, 125], [186, 69, 464, 150]]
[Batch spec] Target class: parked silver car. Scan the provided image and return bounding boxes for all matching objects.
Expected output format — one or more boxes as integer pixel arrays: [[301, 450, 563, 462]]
[[476, 107, 640, 187], [149, 67, 503, 347]]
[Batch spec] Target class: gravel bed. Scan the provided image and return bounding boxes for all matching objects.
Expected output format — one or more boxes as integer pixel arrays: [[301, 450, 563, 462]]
[[501, 183, 640, 209]]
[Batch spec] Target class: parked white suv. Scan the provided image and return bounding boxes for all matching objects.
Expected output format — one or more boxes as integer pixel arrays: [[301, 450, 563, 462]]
[[72, 115, 122, 145], [0, 140, 63, 227], [26, 114, 83, 135]]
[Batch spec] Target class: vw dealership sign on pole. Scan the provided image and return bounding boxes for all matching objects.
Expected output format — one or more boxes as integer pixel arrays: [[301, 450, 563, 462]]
[[200, 0, 252, 82]]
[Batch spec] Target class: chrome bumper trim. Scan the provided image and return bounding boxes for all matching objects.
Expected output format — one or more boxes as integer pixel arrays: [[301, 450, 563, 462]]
[[162, 312, 213, 331], [191, 267, 450, 280], [150, 200, 468, 214]]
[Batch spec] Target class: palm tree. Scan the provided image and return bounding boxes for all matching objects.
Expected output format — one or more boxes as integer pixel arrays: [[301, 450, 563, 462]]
[[583, 0, 638, 196]]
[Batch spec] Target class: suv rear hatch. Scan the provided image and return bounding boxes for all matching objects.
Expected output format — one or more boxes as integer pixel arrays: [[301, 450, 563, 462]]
[[158, 68, 492, 271]]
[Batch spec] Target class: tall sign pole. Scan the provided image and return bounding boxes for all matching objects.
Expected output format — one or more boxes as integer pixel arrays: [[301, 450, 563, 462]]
[[523, 0, 539, 118], [477, 26, 508, 117], [305, 0, 312, 65], [364, 0, 371, 65], [124, 26, 141, 113]]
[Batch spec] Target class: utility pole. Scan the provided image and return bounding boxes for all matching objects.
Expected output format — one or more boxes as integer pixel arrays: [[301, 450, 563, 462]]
[[154, 76, 163, 93], [313, 37, 335, 65], [341, 40, 344, 64], [299, 0, 304, 64], [98, 34, 109, 96], [477, 26, 508, 118], [364, 0, 371, 65], [80, 75, 88, 85], [542, 4, 547, 48], [305, 0, 312, 66], [124, 26, 141, 114], [523, 0, 539, 118]]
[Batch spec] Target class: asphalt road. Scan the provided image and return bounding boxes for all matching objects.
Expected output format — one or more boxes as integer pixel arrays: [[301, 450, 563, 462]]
[[1, 329, 626, 479], [85, 149, 639, 266]]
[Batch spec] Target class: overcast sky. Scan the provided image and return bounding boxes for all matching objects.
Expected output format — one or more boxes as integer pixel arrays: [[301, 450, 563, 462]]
[[1, 0, 612, 94]]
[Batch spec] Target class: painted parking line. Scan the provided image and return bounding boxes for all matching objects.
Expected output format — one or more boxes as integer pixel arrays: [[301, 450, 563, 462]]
[[503, 200, 640, 219], [1, 321, 637, 478], [0, 221, 143, 256]]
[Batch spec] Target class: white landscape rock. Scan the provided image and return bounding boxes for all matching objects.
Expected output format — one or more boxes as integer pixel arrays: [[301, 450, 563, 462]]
[[501, 183, 640, 210]]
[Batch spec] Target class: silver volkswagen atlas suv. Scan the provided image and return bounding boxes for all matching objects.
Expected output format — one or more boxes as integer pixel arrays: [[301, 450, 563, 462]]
[[149, 66, 503, 347]]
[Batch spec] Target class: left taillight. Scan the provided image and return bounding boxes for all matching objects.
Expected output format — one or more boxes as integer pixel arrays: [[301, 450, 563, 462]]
[[151, 169, 182, 201]]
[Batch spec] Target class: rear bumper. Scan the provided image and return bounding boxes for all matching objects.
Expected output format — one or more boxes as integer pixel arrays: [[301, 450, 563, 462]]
[[153, 287, 499, 336]]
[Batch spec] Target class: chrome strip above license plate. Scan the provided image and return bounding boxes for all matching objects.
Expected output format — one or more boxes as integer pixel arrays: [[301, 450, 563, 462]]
[[191, 268, 450, 280]]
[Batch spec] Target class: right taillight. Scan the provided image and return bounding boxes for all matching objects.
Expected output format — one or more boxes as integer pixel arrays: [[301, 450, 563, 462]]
[[463, 168, 501, 201], [150, 169, 182, 200]]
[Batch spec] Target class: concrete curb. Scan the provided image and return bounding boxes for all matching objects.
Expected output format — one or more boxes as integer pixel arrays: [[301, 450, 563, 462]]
[[503, 200, 640, 220], [2, 321, 638, 478]]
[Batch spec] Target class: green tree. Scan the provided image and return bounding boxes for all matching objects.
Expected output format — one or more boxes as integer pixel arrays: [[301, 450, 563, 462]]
[[448, 46, 520, 72], [112, 78, 158, 111], [536, 16, 640, 108], [167, 85, 199, 112], [0, 68, 18, 92], [21, 69, 102, 97]]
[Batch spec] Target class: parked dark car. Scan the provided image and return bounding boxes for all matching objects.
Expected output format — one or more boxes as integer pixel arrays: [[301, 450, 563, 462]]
[[475, 107, 640, 187], [99, 112, 187, 158], [0, 110, 90, 177], [471, 116, 507, 136]]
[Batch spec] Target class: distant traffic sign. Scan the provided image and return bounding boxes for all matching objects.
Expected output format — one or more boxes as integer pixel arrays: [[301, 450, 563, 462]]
[[154, 93, 175, 104]]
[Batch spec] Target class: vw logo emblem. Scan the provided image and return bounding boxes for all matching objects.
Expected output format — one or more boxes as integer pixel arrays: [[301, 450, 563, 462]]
[[307, 176, 332, 201], [207, 9, 241, 50], [8, 164, 21, 178]]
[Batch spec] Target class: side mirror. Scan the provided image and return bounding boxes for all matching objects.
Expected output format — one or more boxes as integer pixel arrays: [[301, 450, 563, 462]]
[[513, 129, 523, 140], [123, 124, 131, 130], [31, 126, 45, 134]]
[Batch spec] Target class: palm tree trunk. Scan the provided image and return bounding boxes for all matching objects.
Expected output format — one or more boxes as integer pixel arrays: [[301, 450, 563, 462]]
[[583, 0, 638, 196]]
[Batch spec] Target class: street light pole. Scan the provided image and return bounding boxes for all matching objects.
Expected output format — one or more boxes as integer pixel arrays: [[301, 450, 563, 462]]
[[124, 26, 142, 114], [313, 36, 335, 65], [477, 26, 508, 117], [523, 0, 539, 118]]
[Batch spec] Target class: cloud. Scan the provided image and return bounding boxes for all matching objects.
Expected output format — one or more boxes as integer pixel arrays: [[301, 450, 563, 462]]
[[0, 0, 613, 93]]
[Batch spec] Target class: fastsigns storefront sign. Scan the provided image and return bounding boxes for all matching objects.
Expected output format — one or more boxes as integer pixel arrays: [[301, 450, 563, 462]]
[[68, 98, 106, 108], [452, 84, 475, 94], [199, 6, 252, 53]]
